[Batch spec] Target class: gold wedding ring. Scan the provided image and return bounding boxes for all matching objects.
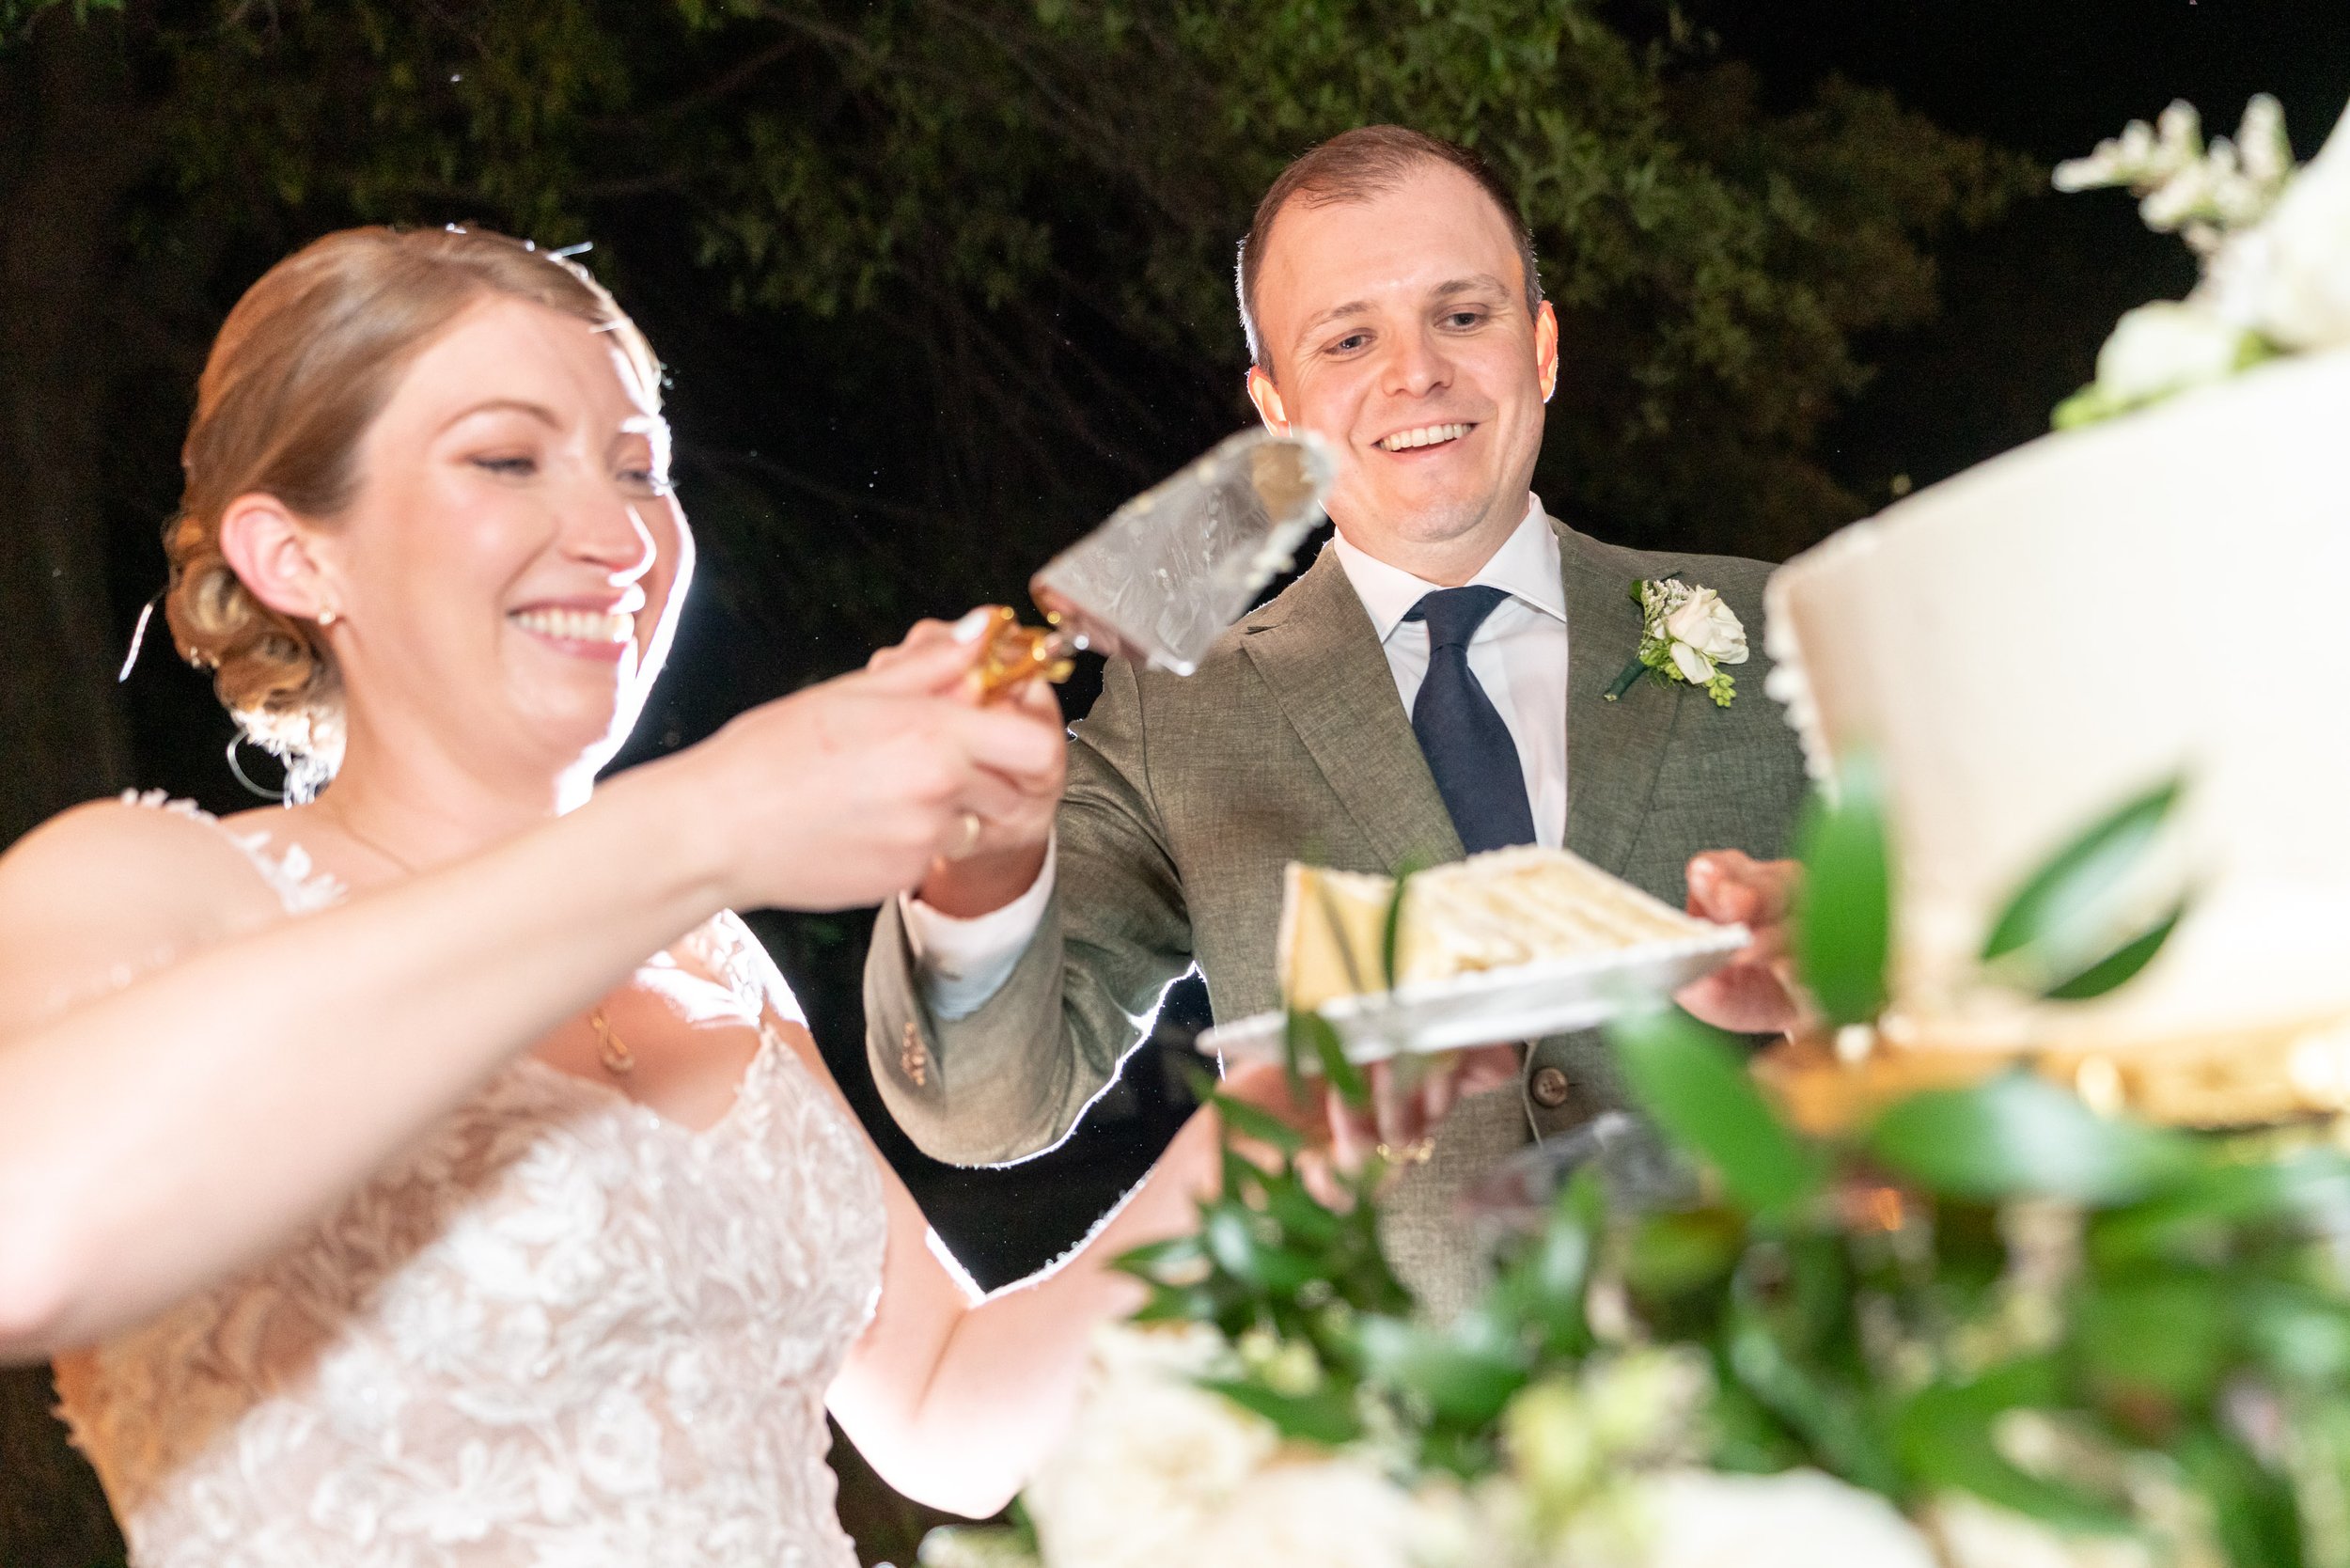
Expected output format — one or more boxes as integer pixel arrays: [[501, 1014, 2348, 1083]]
[[1375, 1137, 1436, 1166], [943, 810, 984, 861]]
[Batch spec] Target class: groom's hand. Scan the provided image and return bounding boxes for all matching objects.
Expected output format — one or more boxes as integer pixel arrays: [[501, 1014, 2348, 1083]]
[[869, 611, 1068, 918], [1216, 1047, 1520, 1207], [1675, 850, 1810, 1037], [1323, 1044, 1522, 1176]]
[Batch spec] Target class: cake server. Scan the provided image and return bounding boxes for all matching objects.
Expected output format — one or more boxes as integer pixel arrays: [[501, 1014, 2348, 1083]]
[[976, 427, 1338, 692]]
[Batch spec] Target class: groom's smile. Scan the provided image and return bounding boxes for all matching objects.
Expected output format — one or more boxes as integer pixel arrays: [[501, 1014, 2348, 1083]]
[[1372, 420, 1477, 452], [1245, 159, 1559, 587]]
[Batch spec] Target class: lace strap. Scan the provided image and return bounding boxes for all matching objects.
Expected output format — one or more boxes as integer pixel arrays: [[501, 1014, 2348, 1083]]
[[118, 790, 346, 916], [686, 911, 809, 1029]]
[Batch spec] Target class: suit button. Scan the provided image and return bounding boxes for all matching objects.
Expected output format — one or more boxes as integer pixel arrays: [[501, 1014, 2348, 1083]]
[[1529, 1065, 1570, 1109]]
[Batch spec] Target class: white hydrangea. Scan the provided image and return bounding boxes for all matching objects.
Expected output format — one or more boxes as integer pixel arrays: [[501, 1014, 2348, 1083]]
[[1928, 1493, 2159, 1568], [1022, 1324, 1277, 1568], [2239, 96, 2350, 350], [1019, 1324, 1458, 1568], [2061, 91, 2350, 420], [2054, 97, 2295, 253], [1004, 1327, 2148, 1568], [1574, 1468, 1941, 1568], [1188, 1455, 1436, 1568], [2090, 301, 2260, 407]]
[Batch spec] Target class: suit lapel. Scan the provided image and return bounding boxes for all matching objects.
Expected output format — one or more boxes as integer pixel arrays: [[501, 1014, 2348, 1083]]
[[1242, 544, 1464, 872], [1560, 520, 1683, 878]]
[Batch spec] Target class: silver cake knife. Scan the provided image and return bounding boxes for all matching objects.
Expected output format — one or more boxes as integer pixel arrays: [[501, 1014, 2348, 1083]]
[[976, 428, 1338, 693]]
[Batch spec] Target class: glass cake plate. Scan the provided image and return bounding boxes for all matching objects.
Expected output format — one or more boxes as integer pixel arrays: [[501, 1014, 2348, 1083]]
[[1197, 921, 1751, 1068]]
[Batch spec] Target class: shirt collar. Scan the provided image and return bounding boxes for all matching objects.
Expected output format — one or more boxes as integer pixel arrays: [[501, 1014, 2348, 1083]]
[[1330, 495, 1566, 643]]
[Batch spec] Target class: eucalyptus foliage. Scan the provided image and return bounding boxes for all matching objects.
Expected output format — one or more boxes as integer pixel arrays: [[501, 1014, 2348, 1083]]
[[1117, 776, 2283, 1559], [1132, 1025, 2350, 1566]]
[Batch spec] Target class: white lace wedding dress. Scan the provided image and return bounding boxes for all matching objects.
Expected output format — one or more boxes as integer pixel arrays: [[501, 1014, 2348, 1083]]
[[55, 796, 889, 1568]]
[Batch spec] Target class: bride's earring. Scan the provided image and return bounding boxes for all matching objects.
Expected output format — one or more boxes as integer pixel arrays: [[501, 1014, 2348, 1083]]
[[317, 604, 339, 629]]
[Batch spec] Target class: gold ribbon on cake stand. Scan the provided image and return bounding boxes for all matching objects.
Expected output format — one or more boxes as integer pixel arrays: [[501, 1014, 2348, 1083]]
[[1758, 1010, 2350, 1135]]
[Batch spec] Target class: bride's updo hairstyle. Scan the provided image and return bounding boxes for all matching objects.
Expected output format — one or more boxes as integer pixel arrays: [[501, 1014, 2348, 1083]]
[[165, 225, 661, 793]]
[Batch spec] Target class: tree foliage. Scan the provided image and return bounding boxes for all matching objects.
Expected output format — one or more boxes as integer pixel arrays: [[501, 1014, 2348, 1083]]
[[108, 0, 2036, 617]]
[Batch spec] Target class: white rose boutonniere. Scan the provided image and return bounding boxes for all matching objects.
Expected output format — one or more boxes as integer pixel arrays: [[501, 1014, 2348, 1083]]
[[1606, 575, 1747, 708]]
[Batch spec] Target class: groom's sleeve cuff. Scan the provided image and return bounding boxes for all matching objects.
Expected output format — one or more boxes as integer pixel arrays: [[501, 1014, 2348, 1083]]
[[899, 835, 1058, 1021]]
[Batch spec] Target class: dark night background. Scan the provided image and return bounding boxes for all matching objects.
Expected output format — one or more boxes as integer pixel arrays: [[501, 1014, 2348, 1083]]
[[4, 1, 2346, 1562]]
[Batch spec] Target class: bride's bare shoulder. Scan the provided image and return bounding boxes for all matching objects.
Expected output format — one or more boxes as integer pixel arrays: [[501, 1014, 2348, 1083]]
[[0, 797, 288, 1027], [1, 794, 274, 891]]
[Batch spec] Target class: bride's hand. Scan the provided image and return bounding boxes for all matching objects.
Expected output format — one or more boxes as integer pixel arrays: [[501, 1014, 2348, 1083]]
[[655, 628, 1064, 912], [877, 610, 1069, 918]]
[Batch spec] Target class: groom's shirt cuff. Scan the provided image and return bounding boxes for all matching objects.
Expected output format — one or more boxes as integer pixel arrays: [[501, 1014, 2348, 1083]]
[[901, 835, 1057, 1021]]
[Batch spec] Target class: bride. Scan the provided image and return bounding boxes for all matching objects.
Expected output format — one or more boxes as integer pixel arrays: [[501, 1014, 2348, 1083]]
[[0, 225, 1297, 1566]]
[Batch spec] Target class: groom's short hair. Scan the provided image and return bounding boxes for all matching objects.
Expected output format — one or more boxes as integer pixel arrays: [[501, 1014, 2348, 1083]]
[[1236, 125, 1543, 368]]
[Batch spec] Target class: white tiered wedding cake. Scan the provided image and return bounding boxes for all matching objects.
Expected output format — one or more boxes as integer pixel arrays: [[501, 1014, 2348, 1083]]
[[1763, 94, 2350, 1121]]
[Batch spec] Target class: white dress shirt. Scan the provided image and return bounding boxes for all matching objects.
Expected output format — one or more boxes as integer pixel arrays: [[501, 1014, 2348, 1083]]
[[904, 496, 1571, 1018]]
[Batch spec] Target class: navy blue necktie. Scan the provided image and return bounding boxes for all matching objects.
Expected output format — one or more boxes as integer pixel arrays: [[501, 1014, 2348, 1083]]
[[1405, 586, 1537, 855]]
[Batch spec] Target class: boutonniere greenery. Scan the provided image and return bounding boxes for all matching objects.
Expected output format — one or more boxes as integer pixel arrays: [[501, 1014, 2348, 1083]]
[[1605, 574, 1748, 708]]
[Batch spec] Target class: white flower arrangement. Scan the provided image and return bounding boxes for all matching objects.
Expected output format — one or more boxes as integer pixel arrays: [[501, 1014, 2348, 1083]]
[[1607, 576, 1749, 708], [2054, 92, 2350, 425], [927, 1329, 2141, 1568], [923, 1323, 1449, 1568]]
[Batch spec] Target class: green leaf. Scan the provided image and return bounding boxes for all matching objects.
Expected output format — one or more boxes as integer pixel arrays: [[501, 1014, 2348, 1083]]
[[1624, 1208, 1747, 1300], [2041, 904, 2186, 1001], [1110, 1234, 1203, 1282], [1356, 1312, 1528, 1426], [2179, 1425, 2308, 1568], [1867, 1072, 2191, 1204], [1608, 1008, 1824, 1219], [1893, 1364, 2131, 1535], [1212, 1090, 1306, 1156], [1982, 776, 2182, 964], [1380, 862, 1419, 991], [2076, 1278, 2233, 1403], [1276, 1008, 1370, 1110], [1279, 1006, 1308, 1103], [2091, 1150, 2350, 1266], [1297, 1010, 1368, 1107], [1792, 755, 1893, 1027], [1258, 1166, 1343, 1247], [1128, 1284, 1218, 1324], [2240, 1284, 2350, 1384], [1724, 1305, 1901, 1495], [1492, 1182, 1600, 1356], [1707, 1378, 1810, 1474], [1201, 1203, 1321, 1294], [1198, 1378, 1362, 1446]]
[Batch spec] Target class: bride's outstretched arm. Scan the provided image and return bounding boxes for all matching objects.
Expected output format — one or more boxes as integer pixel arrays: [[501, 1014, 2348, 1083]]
[[824, 1052, 1292, 1520], [0, 646, 1054, 1362]]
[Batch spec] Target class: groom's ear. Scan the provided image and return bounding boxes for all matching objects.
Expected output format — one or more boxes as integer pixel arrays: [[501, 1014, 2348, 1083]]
[[1535, 300, 1559, 404], [1246, 365, 1292, 434]]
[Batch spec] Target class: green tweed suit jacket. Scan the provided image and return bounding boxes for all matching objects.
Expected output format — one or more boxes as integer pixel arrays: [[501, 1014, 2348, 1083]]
[[866, 517, 1809, 1313]]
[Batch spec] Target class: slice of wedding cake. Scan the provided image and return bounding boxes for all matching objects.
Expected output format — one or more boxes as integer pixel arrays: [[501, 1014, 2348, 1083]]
[[1277, 847, 1705, 1011], [1762, 95, 2350, 1121]]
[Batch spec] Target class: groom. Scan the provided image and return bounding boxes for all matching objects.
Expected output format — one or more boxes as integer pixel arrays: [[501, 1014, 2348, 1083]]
[[867, 127, 1810, 1314]]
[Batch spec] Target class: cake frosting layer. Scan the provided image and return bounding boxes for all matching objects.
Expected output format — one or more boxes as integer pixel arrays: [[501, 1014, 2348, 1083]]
[[1277, 847, 1702, 1011], [1764, 346, 2350, 1053]]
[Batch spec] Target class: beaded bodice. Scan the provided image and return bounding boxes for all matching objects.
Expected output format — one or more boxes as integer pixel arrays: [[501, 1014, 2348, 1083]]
[[56, 796, 887, 1568]]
